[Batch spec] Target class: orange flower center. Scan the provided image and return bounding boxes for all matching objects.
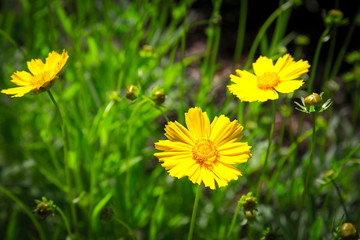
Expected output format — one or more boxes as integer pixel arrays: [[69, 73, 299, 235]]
[[192, 139, 219, 166], [257, 72, 280, 90]]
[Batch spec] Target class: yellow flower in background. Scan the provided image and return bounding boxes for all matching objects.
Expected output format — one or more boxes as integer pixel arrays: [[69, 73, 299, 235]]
[[228, 54, 310, 102], [154, 107, 252, 190], [1, 50, 69, 98]]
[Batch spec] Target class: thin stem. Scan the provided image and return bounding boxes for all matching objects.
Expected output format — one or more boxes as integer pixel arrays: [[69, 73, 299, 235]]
[[47, 90, 78, 233], [244, 1, 293, 69], [188, 185, 201, 240], [295, 112, 316, 239], [178, 6, 187, 124], [0, 183, 46, 240], [307, 26, 331, 94], [114, 218, 139, 240], [323, 26, 338, 82], [233, 0, 247, 66], [226, 200, 242, 239], [330, 7, 360, 80], [256, 101, 276, 197], [55, 206, 72, 237], [330, 179, 349, 220]]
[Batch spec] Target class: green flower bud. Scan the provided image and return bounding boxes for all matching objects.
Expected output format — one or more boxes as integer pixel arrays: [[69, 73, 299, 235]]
[[153, 90, 165, 105], [340, 223, 358, 240], [126, 85, 139, 100], [304, 93, 322, 106], [295, 35, 310, 46], [243, 197, 257, 211], [34, 202, 52, 218], [244, 210, 256, 220]]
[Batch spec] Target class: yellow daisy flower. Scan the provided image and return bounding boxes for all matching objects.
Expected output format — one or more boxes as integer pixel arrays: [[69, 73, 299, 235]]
[[228, 54, 310, 102], [154, 107, 252, 190], [1, 50, 69, 98]]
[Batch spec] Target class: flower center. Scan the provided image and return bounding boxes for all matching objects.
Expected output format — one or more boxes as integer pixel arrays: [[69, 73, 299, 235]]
[[192, 139, 219, 165], [257, 72, 280, 90]]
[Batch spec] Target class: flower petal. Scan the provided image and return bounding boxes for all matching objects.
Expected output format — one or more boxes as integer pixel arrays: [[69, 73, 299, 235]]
[[164, 121, 195, 145], [210, 116, 244, 146], [252, 56, 275, 76], [275, 80, 304, 93], [275, 55, 310, 81], [27, 59, 45, 75], [185, 107, 211, 139], [44, 49, 69, 74], [155, 140, 192, 152], [10, 71, 33, 86], [1, 86, 34, 97]]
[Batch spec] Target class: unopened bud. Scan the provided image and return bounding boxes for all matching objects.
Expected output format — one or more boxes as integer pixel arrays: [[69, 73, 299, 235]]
[[304, 93, 322, 106], [126, 85, 139, 100], [34, 202, 52, 218], [243, 197, 257, 211], [153, 90, 165, 105], [340, 223, 358, 240]]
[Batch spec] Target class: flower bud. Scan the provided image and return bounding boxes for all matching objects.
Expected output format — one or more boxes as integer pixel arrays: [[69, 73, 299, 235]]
[[243, 196, 257, 211], [126, 85, 139, 100], [324, 9, 347, 26], [34, 202, 52, 218], [153, 90, 165, 105], [340, 223, 358, 240], [295, 35, 310, 46], [304, 93, 322, 106], [244, 210, 256, 220]]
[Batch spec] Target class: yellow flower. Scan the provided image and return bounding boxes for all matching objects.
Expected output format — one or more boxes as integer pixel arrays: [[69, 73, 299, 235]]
[[228, 54, 310, 102], [1, 50, 69, 98], [154, 107, 252, 190]]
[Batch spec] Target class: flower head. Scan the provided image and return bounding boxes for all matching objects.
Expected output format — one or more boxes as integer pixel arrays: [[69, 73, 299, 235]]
[[228, 54, 310, 102], [1, 50, 69, 97], [154, 107, 252, 190]]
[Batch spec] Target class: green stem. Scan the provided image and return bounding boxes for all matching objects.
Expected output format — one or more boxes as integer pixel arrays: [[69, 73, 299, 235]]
[[188, 185, 201, 240], [295, 112, 316, 239], [323, 26, 338, 82], [233, 0, 247, 66], [226, 200, 242, 239], [55, 206, 72, 237], [330, 179, 349, 220], [256, 101, 276, 197], [307, 26, 331, 94], [47, 90, 78, 234], [114, 218, 139, 240], [0, 184, 46, 240], [179, 10, 187, 124], [244, 1, 293, 69], [330, 7, 359, 80]]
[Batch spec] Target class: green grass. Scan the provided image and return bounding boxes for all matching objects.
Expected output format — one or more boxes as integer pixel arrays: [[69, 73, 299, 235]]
[[0, 0, 360, 239]]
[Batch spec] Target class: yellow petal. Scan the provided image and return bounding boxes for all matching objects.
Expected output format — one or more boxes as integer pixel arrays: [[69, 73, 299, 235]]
[[164, 121, 195, 145], [44, 49, 69, 74], [276, 56, 310, 81], [161, 154, 193, 169], [210, 116, 244, 146], [275, 80, 304, 93], [201, 168, 216, 190], [10, 71, 33, 86], [155, 140, 192, 152], [185, 107, 210, 139], [1, 86, 34, 97], [27, 59, 45, 75], [212, 162, 241, 181], [252, 56, 275, 77]]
